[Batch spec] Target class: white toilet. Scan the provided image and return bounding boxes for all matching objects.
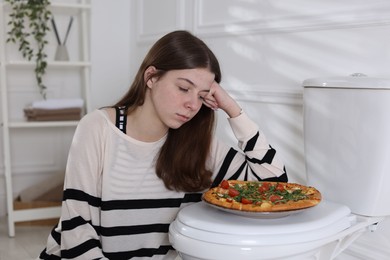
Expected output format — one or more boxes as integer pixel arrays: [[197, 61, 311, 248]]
[[169, 75, 390, 260]]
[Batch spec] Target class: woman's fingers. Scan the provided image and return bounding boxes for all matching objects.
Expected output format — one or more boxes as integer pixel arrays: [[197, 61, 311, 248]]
[[202, 98, 218, 110]]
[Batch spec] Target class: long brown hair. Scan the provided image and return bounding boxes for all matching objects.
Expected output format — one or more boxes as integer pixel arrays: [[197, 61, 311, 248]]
[[115, 31, 221, 192]]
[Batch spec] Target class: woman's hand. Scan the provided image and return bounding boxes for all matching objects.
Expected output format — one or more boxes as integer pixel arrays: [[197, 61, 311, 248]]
[[201, 81, 242, 118]]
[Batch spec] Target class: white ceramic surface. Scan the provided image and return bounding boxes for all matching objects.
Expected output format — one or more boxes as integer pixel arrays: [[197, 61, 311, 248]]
[[169, 201, 353, 259], [303, 75, 390, 216]]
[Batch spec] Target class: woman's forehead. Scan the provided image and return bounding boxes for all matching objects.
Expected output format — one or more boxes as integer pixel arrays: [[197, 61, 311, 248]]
[[169, 68, 214, 87]]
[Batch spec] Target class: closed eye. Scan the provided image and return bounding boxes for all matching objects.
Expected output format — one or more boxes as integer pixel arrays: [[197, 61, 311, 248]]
[[179, 87, 189, 92]]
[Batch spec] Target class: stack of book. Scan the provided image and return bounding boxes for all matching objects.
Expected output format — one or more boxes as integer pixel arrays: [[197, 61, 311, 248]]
[[24, 98, 84, 121]]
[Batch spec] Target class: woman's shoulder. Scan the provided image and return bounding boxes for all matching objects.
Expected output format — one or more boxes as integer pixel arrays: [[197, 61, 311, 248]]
[[97, 106, 116, 124], [79, 107, 115, 128]]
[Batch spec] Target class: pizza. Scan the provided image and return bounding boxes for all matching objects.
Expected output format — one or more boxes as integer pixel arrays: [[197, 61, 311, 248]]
[[202, 180, 321, 212]]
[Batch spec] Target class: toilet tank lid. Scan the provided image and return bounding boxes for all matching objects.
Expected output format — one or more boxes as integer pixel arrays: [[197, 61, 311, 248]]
[[303, 74, 390, 89]]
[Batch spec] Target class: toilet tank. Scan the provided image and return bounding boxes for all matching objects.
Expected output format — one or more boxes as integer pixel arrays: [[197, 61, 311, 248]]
[[303, 75, 390, 217]]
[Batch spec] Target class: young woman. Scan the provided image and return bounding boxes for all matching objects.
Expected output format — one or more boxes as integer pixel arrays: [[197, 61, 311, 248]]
[[38, 30, 287, 260]]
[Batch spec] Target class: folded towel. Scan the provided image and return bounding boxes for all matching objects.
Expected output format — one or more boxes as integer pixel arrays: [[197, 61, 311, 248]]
[[31, 98, 84, 110], [26, 114, 81, 121], [24, 107, 82, 117]]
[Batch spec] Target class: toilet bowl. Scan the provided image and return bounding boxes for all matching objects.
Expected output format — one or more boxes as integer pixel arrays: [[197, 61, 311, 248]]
[[169, 74, 390, 260], [169, 200, 382, 260], [170, 200, 346, 260]]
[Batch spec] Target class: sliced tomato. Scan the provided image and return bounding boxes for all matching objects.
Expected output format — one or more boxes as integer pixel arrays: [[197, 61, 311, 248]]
[[226, 198, 233, 203], [228, 188, 240, 197], [275, 183, 285, 192], [220, 180, 230, 189], [269, 195, 282, 202], [258, 182, 270, 193], [241, 198, 252, 204]]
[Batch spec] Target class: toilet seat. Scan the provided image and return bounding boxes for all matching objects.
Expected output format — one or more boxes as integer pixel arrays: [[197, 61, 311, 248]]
[[169, 200, 360, 259]]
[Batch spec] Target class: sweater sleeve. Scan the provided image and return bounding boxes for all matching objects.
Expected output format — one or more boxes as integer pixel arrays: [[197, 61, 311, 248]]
[[39, 110, 109, 260], [208, 112, 287, 187]]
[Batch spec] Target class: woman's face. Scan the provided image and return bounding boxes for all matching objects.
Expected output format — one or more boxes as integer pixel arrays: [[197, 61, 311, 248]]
[[148, 68, 215, 129]]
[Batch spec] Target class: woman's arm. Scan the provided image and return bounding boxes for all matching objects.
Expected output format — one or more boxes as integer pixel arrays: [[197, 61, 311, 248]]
[[40, 110, 109, 259], [208, 111, 287, 187], [204, 82, 287, 186], [60, 110, 107, 259]]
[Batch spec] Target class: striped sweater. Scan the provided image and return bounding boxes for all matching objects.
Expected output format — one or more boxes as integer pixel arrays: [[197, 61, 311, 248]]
[[38, 109, 287, 260]]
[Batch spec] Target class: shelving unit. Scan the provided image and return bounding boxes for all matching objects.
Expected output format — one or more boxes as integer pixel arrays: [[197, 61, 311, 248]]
[[0, 0, 91, 237]]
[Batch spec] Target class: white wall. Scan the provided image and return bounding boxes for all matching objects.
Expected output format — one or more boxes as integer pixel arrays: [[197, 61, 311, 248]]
[[90, 0, 132, 109]]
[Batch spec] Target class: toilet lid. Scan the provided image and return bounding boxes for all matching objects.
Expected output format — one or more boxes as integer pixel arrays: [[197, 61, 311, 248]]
[[171, 200, 352, 246], [302, 75, 390, 89]]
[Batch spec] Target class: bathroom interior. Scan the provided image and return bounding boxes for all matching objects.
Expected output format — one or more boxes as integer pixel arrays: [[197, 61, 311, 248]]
[[0, 0, 390, 259]]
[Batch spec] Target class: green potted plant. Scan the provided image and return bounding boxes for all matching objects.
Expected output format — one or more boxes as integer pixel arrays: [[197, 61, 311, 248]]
[[5, 0, 52, 99]]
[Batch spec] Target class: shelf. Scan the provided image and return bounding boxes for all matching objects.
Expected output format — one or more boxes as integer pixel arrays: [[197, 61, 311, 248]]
[[6, 60, 91, 69], [1, 0, 91, 237], [1, 2, 91, 15], [50, 3, 91, 14], [7, 120, 80, 128], [13, 206, 61, 222]]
